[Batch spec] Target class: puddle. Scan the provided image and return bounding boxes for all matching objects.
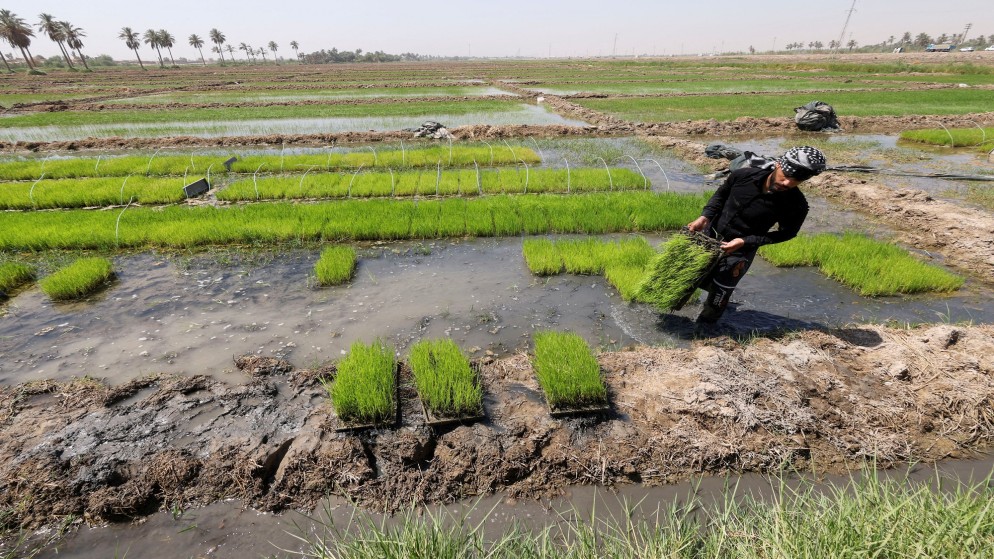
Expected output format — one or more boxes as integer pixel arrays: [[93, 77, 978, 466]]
[[0, 105, 590, 143], [39, 452, 994, 559], [3, 231, 992, 386]]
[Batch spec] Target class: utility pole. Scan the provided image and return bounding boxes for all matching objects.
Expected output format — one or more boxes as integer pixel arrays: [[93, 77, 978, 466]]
[[960, 23, 972, 44], [613, 33, 618, 57], [834, 0, 857, 53]]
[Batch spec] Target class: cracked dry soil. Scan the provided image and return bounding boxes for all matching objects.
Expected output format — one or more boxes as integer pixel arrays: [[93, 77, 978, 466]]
[[2, 324, 993, 530]]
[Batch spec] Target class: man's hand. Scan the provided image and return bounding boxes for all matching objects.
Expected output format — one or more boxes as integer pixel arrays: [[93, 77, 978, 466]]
[[720, 238, 745, 254], [687, 216, 709, 232]]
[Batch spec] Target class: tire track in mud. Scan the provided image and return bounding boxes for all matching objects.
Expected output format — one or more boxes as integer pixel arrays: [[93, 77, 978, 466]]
[[1, 325, 992, 529]]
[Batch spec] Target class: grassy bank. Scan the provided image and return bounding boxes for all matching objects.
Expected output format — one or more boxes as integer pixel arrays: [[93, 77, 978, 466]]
[[289, 471, 994, 558]]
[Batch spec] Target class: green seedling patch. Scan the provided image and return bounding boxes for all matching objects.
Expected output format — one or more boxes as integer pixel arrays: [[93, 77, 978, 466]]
[[409, 339, 484, 425], [0, 262, 36, 298], [759, 232, 964, 296], [39, 257, 115, 301], [531, 331, 609, 414], [324, 340, 398, 429], [314, 245, 357, 286]]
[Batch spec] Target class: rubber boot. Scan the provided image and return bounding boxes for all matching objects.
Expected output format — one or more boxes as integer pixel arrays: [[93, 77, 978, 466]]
[[697, 283, 733, 323]]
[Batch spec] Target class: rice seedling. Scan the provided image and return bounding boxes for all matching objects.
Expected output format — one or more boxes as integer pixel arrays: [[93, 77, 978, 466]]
[[522, 238, 562, 276], [901, 127, 994, 152], [0, 146, 539, 182], [531, 331, 607, 411], [38, 257, 114, 301], [635, 232, 721, 312], [0, 192, 704, 251], [0, 176, 189, 209], [409, 338, 483, 419], [314, 246, 357, 286], [759, 232, 964, 296], [324, 340, 396, 426], [0, 262, 35, 295]]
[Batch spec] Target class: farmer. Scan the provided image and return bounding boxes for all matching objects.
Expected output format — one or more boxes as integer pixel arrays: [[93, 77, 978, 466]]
[[686, 146, 827, 323]]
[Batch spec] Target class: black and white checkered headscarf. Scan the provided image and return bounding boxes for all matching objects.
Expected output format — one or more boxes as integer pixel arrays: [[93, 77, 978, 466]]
[[779, 146, 827, 177]]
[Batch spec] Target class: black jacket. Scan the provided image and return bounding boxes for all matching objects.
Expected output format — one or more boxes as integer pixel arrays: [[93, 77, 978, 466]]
[[701, 166, 808, 250]]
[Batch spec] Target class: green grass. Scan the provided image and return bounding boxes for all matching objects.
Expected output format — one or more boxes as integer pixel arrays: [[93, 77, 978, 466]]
[[575, 89, 994, 122], [529, 78, 917, 96], [38, 257, 114, 301], [106, 86, 507, 104], [218, 167, 647, 202], [409, 338, 483, 418], [292, 470, 994, 559], [0, 100, 529, 128], [531, 331, 607, 410], [635, 233, 719, 312], [760, 232, 964, 296], [0, 262, 35, 294], [0, 145, 540, 181], [901, 127, 994, 152], [314, 246, 357, 286], [0, 192, 708, 251], [324, 340, 396, 425]]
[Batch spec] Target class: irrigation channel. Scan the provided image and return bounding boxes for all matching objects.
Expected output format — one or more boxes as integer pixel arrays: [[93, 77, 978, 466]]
[[3, 134, 994, 557], [38, 454, 994, 558]]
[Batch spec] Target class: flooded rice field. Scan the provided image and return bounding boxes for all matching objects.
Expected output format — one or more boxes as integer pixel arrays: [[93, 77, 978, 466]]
[[0, 105, 588, 143], [3, 223, 992, 387]]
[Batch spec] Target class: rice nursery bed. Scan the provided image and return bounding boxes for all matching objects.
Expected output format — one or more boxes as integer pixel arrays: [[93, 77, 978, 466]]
[[900, 127, 994, 152], [0, 262, 35, 296], [759, 232, 964, 296], [0, 145, 540, 181], [531, 330, 608, 413], [0, 192, 707, 251], [38, 257, 115, 301], [0, 176, 189, 209], [409, 338, 483, 422], [522, 236, 654, 301], [218, 167, 647, 202], [324, 340, 397, 427], [314, 245, 357, 286]]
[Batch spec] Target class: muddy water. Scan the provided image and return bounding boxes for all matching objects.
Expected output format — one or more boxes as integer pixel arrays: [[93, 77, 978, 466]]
[[3, 231, 993, 386], [41, 453, 994, 559]]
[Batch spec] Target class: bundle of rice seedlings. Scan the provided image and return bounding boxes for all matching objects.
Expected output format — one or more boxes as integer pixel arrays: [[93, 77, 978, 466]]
[[325, 340, 396, 425], [409, 338, 482, 418], [314, 245, 357, 286], [0, 262, 36, 296], [635, 231, 720, 312], [39, 258, 114, 301], [532, 331, 607, 410]]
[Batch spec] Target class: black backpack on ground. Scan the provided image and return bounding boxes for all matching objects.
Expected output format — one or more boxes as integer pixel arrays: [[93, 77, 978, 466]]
[[794, 100, 841, 132]]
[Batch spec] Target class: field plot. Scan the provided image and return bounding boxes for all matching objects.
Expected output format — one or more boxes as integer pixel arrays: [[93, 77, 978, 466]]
[[4, 54, 994, 554]]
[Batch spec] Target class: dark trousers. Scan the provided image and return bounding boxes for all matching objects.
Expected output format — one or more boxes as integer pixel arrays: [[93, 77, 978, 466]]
[[697, 248, 757, 323]]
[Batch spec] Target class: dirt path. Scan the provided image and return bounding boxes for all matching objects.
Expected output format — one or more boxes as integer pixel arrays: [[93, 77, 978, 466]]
[[2, 324, 992, 529]]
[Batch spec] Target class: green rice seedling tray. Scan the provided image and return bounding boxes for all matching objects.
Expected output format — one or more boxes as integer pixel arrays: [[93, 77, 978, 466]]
[[420, 362, 486, 427], [333, 363, 401, 433]]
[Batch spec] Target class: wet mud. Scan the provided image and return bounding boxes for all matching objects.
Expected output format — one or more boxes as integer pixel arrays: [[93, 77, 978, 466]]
[[2, 323, 993, 531]]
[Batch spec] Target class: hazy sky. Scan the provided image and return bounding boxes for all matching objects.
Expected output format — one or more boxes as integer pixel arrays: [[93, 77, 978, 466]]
[[6, 0, 991, 61]]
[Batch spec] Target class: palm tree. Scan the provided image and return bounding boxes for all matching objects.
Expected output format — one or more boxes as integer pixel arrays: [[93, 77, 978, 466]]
[[268, 41, 278, 63], [238, 42, 251, 61], [189, 34, 206, 65], [0, 10, 38, 70], [61, 21, 89, 70], [143, 29, 164, 67], [258, 47, 267, 63], [0, 51, 11, 73], [846, 39, 858, 51], [158, 29, 176, 66], [209, 28, 226, 64], [37, 13, 73, 69], [118, 26, 144, 69], [290, 40, 299, 62], [225, 44, 235, 60]]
